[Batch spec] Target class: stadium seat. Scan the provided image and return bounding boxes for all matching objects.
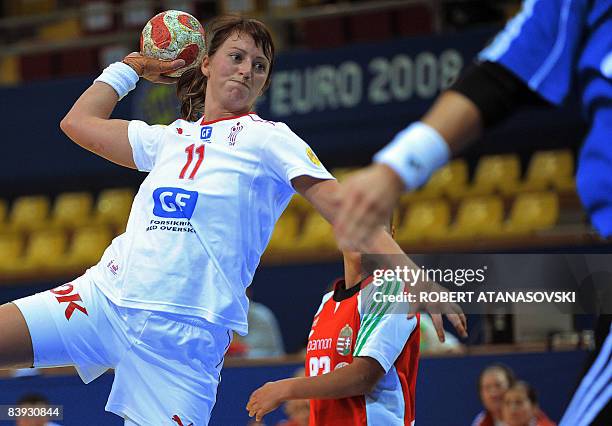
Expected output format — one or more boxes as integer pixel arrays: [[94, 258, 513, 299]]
[[267, 211, 300, 251], [12, 228, 68, 274], [51, 191, 94, 229], [0, 232, 24, 273], [520, 150, 575, 192], [93, 188, 135, 231], [8, 195, 51, 232], [395, 199, 451, 244], [402, 159, 469, 201], [501, 192, 559, 235], [445, 196, 504, 239], [465, 154, 521, 196], [425, 159, 469, 198], [63, 225, 113, 270], [294, 213, 336, 250]]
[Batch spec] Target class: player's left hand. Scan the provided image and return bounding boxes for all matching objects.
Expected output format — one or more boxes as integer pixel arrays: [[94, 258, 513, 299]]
[[247, 381, 290, 422], [334, 163, 405, 251]]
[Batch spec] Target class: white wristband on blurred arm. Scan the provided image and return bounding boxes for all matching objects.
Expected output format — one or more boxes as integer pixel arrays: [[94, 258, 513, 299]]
[[94, 62, 139, 101], [373, 122, 451, 190]]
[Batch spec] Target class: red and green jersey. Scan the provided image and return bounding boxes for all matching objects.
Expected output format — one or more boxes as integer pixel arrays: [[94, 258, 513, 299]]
[[305, 276, 420, 425]]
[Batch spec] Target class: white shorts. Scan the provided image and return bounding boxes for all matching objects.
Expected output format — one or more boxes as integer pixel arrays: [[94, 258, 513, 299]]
[[13, 274, 233, 426]]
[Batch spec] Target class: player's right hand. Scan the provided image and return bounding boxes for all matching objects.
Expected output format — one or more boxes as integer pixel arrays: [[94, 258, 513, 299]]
[[122, 52, 185, 84], [408, 282, 468, 342]]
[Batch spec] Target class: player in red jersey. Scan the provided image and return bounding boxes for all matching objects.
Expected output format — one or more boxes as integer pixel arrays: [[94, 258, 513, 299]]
[[247, 224, 421, 425]]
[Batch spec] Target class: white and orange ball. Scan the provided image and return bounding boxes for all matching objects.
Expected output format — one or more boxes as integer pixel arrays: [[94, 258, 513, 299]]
[[140, 10, 206, 77]]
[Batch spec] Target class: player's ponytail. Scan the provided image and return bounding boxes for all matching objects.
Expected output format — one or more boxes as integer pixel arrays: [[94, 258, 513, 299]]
[[177, 67, 207, 122], [177, 15, 275, 122]]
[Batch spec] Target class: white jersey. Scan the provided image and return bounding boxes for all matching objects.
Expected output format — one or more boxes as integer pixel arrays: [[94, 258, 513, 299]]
[[89, 112, 333, 334]]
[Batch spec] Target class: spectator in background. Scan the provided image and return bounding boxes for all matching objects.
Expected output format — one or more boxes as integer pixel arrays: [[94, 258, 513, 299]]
[[472, 364, 516, 426], [245, 288, 285, 358], [15, 393, 61, 426], [502, 381, 556, 426]]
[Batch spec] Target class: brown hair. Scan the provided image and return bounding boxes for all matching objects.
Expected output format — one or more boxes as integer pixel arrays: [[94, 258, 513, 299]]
[[176, 15, 275, 122]]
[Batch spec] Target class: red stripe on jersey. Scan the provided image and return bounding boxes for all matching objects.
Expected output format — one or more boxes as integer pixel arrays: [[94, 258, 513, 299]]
[[200, 112, 255, 125]]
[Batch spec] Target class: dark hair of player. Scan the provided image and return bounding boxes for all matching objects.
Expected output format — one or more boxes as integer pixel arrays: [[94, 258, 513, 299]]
[[176, 15, 275, 122]]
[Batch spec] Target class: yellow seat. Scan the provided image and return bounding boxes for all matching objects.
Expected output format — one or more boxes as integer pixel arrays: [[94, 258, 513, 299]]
[[396, 199, 450, 244], [0, 232, 25, 273], [502, 192, 559, 235], [465, 154, 521, 196], [51, 192, 94, 229], [425, 159, 469, 198], [94, 188, 135, 230], [521, 150, 575, 192], [295, 213, 336, 250], [445, 196, 504, 239], [14, 229, 68, 274], [267, 211, 300, 251], [8, 195, 51, 232], [64, 225, 113, 270]]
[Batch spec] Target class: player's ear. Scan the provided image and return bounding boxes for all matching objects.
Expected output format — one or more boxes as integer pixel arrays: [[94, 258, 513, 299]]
[[201, 55, 210, 78]]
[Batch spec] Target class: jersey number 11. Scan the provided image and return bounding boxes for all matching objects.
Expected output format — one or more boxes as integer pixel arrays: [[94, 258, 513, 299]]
[[180, 144, 205, 179]]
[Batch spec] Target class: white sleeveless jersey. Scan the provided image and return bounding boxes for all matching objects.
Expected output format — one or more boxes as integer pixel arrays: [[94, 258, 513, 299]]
[[89, 112, 333, 334]]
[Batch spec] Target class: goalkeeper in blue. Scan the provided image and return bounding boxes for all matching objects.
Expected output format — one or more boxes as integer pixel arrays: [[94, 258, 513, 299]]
[[335, 1, 611, 425]]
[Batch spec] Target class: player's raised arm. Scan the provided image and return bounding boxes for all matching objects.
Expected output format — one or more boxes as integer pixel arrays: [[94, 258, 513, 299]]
[[334, 59, 545, 251], [59, 53, 185, 169], [292, 175, 468, 339]]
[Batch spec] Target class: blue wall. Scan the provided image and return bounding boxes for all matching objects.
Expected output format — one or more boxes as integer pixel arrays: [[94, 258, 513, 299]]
[[0, 350, 587, 425]]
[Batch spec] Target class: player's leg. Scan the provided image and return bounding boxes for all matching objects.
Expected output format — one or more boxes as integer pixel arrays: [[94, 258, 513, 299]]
[[107, 312, 233, 425], [0, 302, 34, 368], [5, 275, 128, 381]]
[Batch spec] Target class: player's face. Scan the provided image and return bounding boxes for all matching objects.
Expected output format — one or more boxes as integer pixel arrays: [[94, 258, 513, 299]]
[[501, 388, 536, 426], [201, 31, 270, 113], [480, 370, 510, 415]]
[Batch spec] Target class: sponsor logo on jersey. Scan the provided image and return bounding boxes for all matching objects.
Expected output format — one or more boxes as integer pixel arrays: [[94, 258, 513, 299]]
[[107, 259, 119, 276], [152, 187, 198, 219], [50, 283, 88, 321], [176, 127, 192, 137], [306, 147, 322, 167], [336, 324, 353, 356], [227, 121, 243, 146], [307, 337, 332, 352], [200, 126, 213, 142]]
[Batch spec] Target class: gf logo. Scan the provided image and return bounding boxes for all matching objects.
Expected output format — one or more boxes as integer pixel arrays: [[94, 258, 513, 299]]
[[152, 187, 198, 219], [200, 126, 213, 142], [50, 283, 88, 321]]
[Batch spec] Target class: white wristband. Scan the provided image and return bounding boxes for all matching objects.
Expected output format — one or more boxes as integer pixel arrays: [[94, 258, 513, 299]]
[[373, 122, 451, 190], [94, 62, 139, 100]]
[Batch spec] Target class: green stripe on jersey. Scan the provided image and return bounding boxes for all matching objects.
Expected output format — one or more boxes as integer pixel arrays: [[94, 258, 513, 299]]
[[354, 279, 401, 355]]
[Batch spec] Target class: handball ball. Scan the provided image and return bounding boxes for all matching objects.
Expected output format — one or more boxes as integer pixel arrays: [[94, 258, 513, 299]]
[[140, 10, 206, 78]]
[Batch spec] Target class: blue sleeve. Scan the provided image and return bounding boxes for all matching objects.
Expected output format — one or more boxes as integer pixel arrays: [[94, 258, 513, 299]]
[[478, 0, 588, 105]]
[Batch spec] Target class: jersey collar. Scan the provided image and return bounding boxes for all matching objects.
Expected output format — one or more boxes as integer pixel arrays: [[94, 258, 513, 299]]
[[199, 112, 255, 126], [332, 275, 374, 302]]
